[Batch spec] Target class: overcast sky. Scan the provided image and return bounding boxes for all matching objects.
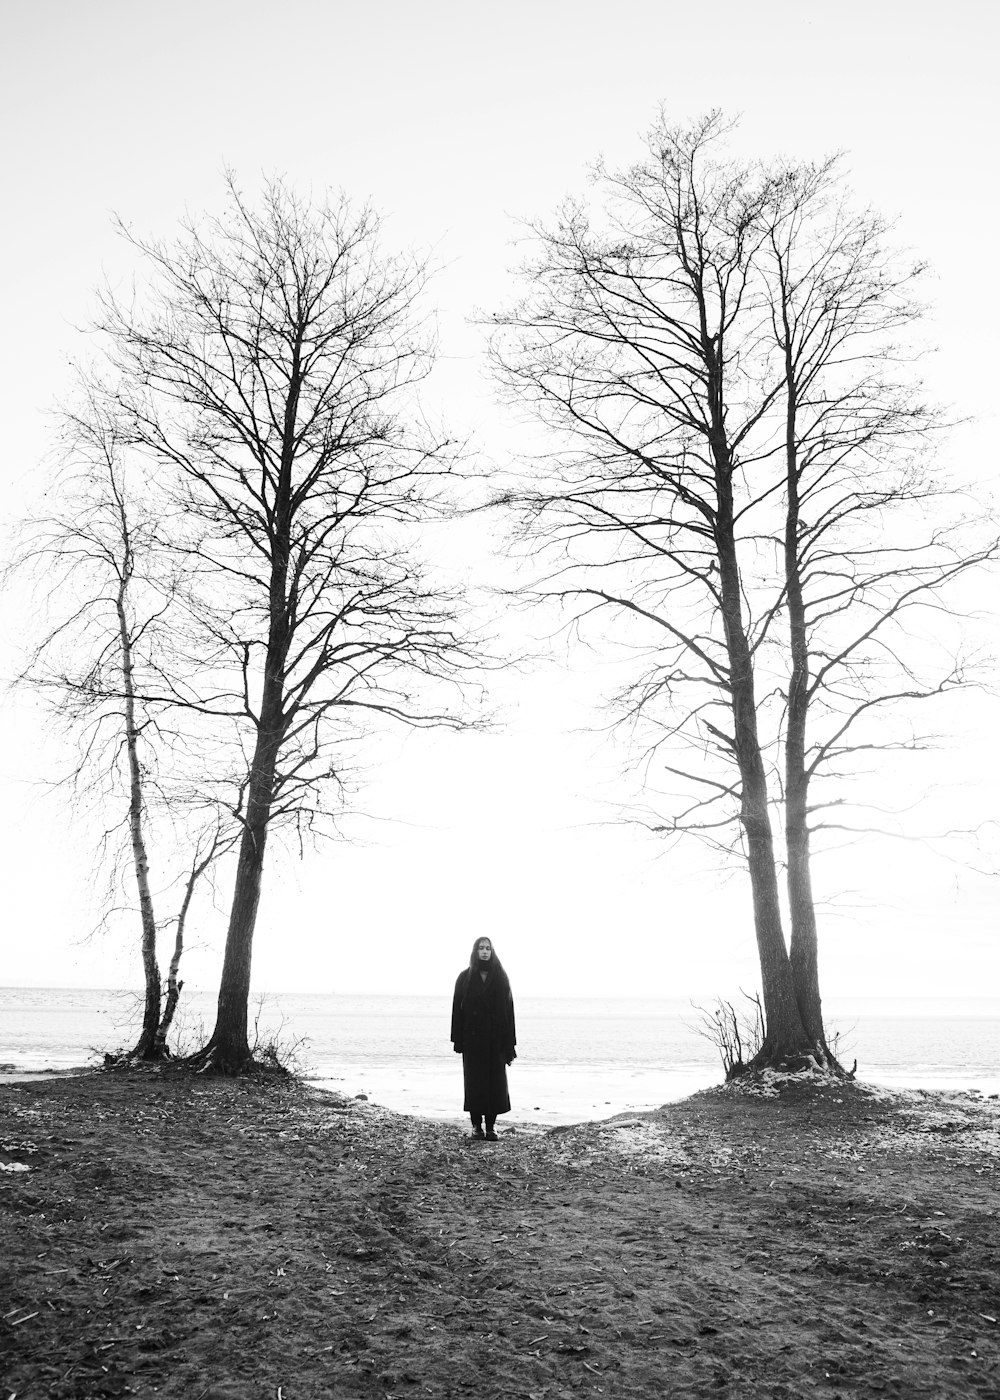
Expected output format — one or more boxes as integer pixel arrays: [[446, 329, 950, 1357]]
[[1, 1, 997, 1003]]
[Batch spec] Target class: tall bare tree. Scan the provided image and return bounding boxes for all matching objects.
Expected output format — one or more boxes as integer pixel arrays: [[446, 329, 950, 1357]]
[[490, 113, 996, 1070], [762, 161, 997, 1046], [96, 178, 480, 1070]]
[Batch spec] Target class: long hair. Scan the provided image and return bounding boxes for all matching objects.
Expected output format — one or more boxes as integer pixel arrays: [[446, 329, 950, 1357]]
[[468, 937, 505, 980]]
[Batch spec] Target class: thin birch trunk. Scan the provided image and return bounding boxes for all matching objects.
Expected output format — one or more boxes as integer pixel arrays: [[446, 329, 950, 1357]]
[[115, 556, 161, 1059]]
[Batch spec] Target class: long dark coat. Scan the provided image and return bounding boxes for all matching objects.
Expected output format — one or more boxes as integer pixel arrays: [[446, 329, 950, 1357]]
[[451, 961, 517, 1118]]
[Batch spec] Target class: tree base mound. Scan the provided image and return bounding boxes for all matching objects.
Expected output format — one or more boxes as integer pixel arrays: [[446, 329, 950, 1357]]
[[716, 1062, 867, 1101], [732, 1042, 853, 1080], [182, 1042, 293, 1079], [103, 1046, 172, 1070], [101, 1049, 291, 1082]]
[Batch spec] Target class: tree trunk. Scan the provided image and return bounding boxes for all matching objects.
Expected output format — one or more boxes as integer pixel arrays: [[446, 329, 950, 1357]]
[[154, 834, 219, 1054], [153, 883, 188, 1056], [117, 567, 163, 1061], [709, 395, 811, 1070], [786, 799, 827, 1046], [741, 767, 811, 1062], [154, 975, 182, 1053], [198, 732, 279, 1071], [782, 362, 836, 1064], [196, 375, 298, 1073], [723, 594, 810, 1065]]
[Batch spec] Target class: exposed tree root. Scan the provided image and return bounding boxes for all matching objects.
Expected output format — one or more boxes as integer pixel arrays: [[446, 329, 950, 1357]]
[[104, 1040, 172, 1069], [181, 1039, 291, 1079], [733, 1040, 854, 1082]]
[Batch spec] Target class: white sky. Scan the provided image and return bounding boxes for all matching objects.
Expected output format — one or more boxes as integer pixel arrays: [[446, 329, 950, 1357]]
[[1, 0, 997, 1003]]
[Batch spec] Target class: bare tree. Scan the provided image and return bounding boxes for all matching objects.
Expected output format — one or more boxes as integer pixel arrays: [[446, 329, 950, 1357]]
[[94, 177, 481, 1071], [762, 160, 998, 1046], [490, 113, 997, 1071], [10, 390, 229, 1058]]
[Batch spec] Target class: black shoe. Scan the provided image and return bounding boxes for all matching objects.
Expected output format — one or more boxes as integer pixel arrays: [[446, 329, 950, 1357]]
[[472, 1126, 485, 1140], [485, 1127, 498, 1141]]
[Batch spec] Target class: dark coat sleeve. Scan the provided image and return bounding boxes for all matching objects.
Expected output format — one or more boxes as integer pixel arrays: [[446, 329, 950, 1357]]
[[450, 972, 467, 1052], [504, 987, 517, 1063]]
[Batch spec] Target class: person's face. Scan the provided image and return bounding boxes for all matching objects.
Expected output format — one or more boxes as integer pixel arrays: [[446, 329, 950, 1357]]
[[476, 939, 493, 962]]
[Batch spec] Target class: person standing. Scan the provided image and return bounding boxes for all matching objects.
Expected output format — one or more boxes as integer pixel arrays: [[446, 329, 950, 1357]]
[[451, 937, 517, 1140]]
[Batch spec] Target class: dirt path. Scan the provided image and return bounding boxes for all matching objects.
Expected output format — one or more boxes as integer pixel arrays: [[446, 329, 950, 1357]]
[[2, 1072, 998, 1398]]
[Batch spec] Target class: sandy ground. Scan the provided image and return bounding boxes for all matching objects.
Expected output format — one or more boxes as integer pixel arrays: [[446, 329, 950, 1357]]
[[1, 1068, 998, 1399]]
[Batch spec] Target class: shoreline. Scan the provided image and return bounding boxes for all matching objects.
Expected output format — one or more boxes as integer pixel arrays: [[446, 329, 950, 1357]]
[[3, 1055, 1000, 1115], [5, 985, 1000, 1112], [2, 1068, 999, 1397]]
